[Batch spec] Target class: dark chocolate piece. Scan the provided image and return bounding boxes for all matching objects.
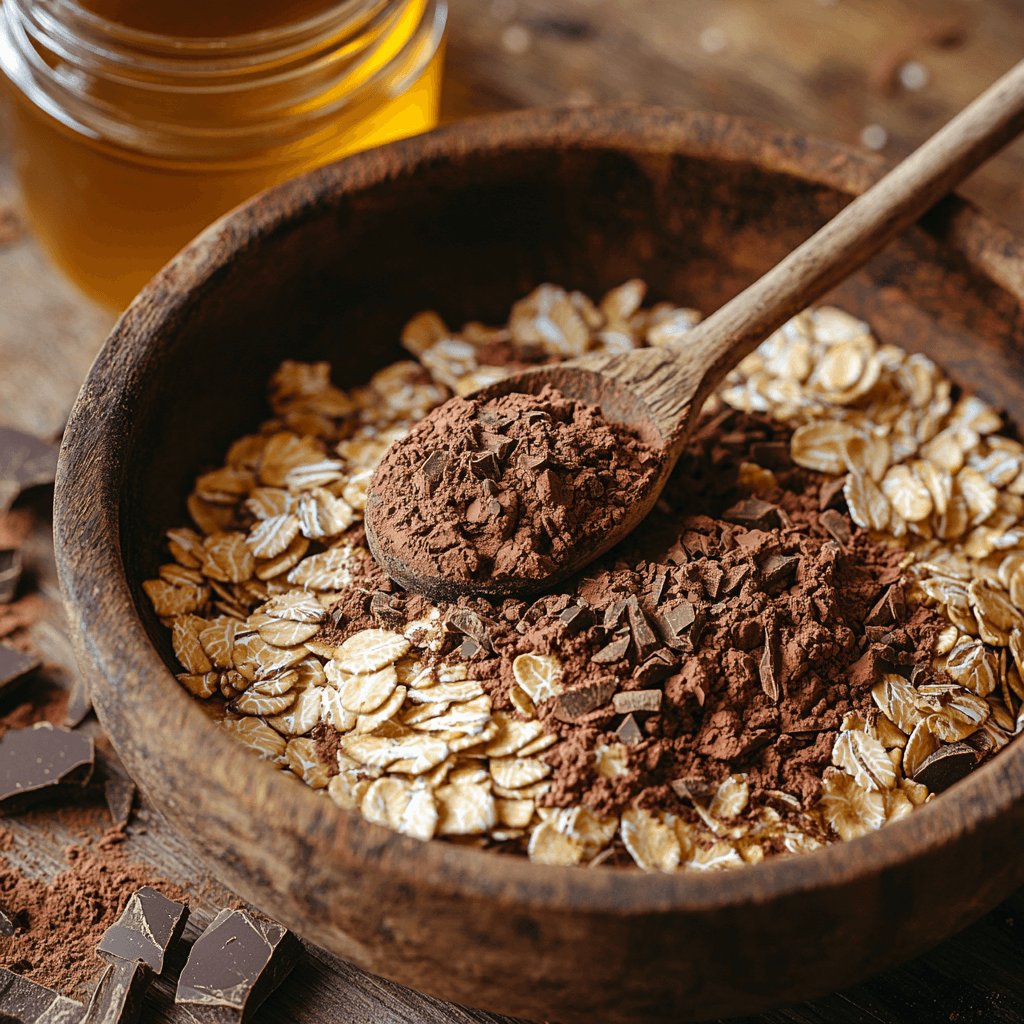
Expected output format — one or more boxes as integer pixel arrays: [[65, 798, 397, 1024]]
[[613, 690, 662, 714], [97, 886, 189, 974], [0, 428, 59, 515], [176, 908, 303, 1023], [602, 600, 628, 630], [818, 475, 847, 511], [458, 638, 482, 660], [722, 498, 780, 531], [558, 605, 592, 633], [865, 583, 907, 628], [369, 591, 403, 631], [819, 508, 851, 547], [615, 713, 644, 747], [0, 549, 21, 604], [591, 633, 631, 664], [0, 644, 39, 695], [633, 649, 678, 687], [912, 743, 978, 793], [0, 907, 15, 938], [0, 722, 93, 812], [445, 609, 494, 651], [625, 597, 659, 659], [759, 554, 800, 587], [418, 451, 448, 495], [0, 968, 83, 1024], [63, 674, 93, 729], [553, 680, 616, 721], [104, 779, 137, 829], [722, 564, 751, 594], [80, 959, 153, 1024]]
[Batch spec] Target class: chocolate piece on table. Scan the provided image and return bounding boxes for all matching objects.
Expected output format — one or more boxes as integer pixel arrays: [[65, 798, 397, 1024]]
[[0, 643, 39, 697], [0, 722, 93, 812], [722, 498, 780, 531], [0, 967, 83, 1024], [104, 779, 137, 828], [912, 743, 978, 793], [80, 959, 153, 1024], [0, 427, 59, 514], [613, 689, 663, 715], [176, 908, 303, 1023], [615, 713, 644, 747], [819, 508, 851, 547], [98, 885, 189, 974], [64, 674, 93, 729], [0, 549, 21, 604], [553, 680, 616, 721]]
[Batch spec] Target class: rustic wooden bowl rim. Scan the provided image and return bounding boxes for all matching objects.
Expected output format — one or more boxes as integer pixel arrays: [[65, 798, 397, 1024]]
[[56, 105, 1024, 917]]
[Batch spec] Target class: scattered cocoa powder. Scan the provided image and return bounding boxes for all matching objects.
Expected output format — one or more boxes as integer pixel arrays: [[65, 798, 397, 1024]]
[[365, 384, 660, 587], [0, 843, 185, 998], [323, 403, 951, 840]]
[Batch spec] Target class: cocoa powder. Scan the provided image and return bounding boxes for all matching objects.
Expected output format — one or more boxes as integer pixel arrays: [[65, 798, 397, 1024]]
[[323, 403, 950, 840], [365, 385, 660, 586]]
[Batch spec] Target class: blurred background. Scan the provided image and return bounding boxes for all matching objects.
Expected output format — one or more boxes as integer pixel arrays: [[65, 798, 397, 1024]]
[[1, 0, 1022, 438]]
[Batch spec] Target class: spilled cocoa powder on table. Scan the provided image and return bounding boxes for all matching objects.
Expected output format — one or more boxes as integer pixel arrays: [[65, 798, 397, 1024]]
[[365, 384, 660, 585], [319, 403, 950, 841]]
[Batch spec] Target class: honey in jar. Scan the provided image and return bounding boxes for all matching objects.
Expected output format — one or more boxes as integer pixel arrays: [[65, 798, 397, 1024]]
[[0, 0, 447, 309]]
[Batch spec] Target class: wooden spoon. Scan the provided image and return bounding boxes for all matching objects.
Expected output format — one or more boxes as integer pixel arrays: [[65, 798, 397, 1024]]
[[366, 59, 1024, 602]]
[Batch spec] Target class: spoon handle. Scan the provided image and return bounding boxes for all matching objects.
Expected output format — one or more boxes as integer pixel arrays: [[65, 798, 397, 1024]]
[[679, 57, 1024, 405]]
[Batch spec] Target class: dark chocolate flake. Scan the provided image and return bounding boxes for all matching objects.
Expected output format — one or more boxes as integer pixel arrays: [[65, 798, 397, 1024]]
[[625, 597, 659, 659], [912, 743, 978, 793], [0, 427, 59, 514], [615, 713, 644, 747], [591, 633, 631, 664], [722, 498, 780, 531], [175, 908, 302, 1023], [612, 690, 662, 714], [558, 605, 593, 633], [0, 907, 15, 938], [759, 554, 800, 587], [97, 886, 188, 975], [819, 508, 851, 547], [554, 680, 617, 721], [0, 722, 93, 812]]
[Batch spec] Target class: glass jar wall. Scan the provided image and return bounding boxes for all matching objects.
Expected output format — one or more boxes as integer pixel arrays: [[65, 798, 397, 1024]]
[[0, 0, 446, 308]]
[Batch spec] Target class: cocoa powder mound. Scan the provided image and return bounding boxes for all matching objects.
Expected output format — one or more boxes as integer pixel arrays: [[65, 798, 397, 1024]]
[[326, 404, 952, 831], [0, 843, 185, 998], [365, 384, 660, 586]]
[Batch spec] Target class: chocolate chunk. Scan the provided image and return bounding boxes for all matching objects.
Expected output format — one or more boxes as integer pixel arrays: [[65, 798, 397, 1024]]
[[748, 441, 792, 469], [642, 572, 667, 612], [80, 959, 153, 1024], [0, 722, 93, 812], [554, 680, 617, 721], [612, 690, 662, 714], [912, 743, 978, 793], [0, 907, 15, 938], [458, 638, 482, 659], [651, 601, 694, 649], [699, 562, 724, 600], [64, 674, 93, 729], [104, 779, 136, 829], [470, 452, 499, 480], [759, 554, 799, 587], [0, 967, 84, 1023], [591, 633, 631, 664], [0, 549, 21, 604], [418, 450, 448, 495], [0, 643, 38, 694], [819, 508, 851, 547], [865, 583, 907, 628], [615, 713, 644, 747], [722, 564, 750, 594], [818, 475, 847, 511], [0, 427, 59, 514], [370, 591, 404, 630], [175, 908, 303, 1023], [722, 499, 780, 531], [479, 432, 517, 461], [98, 886, 189, 974], [446, 608, 494, 651], [558, 605, 593, 633], [633, 649, 678, 686], [602, 600, 629, 630], [625, 597, 659, 659]]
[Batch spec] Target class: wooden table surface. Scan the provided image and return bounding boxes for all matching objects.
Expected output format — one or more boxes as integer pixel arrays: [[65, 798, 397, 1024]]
[[3, 1, 1024, 1020]]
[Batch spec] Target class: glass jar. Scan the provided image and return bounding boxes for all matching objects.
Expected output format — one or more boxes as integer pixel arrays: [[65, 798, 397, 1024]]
[[0, 0, 447, 309]]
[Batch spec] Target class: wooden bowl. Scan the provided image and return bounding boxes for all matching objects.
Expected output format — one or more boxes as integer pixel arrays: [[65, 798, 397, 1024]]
[[55, 107, 1024, 1022]]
